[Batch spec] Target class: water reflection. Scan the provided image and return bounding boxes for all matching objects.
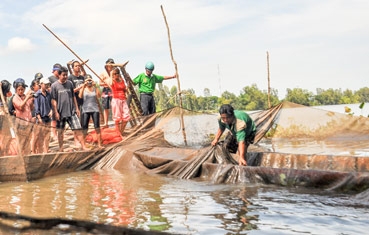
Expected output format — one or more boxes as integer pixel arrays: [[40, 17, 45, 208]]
[[0, 170, 260, 234], [258, 137, 369, 156], [0, 170, 367, 234]]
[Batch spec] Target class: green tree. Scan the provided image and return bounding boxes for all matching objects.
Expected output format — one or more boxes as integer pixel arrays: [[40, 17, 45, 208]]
[[218, 91, 238, 108], [239, 84, 272, 110], [285, 88, 314, 106], [314, 88, 343, 105], [356, 87, 369, 102]]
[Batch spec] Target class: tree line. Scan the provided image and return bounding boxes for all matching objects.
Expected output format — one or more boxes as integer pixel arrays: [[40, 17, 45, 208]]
[[152, 83, 369, 111]]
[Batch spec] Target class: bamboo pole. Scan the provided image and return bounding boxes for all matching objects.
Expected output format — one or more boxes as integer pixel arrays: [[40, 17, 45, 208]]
[[42, 24, 107, 87], [160, 5, 187, 146], [43, 24, 114, 125], [266, 51, 271, 108]]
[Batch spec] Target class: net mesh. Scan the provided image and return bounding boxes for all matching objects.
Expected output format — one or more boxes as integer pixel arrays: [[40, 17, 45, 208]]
[[1, 101, 369, 188], [1, 101, 369, 233]]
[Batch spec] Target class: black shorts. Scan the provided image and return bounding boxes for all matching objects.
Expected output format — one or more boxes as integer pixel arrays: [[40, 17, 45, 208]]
[[56, 114, 82, 130], [40, 116, 51, 124], [102, 96, 112, 109]]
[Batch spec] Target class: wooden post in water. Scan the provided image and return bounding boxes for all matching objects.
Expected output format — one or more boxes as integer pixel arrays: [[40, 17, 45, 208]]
[[266, 51, 271, 108], [160, 5, 187, 146]]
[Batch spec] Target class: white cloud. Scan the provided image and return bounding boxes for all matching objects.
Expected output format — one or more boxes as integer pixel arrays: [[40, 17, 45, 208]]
[[1, 37, 36, 54], [1, 0, 369, 98]]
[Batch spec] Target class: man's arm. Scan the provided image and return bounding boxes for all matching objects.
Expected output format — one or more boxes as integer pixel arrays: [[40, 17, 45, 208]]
[[163, 74, 176, 80], [73, 96, 80, 117], [211, 128, 224, 146], [238, 141, 247, 166], [51, 99, 59, 121]]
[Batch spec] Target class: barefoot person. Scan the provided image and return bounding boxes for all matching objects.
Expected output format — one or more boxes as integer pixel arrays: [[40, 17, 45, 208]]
[[12, 80, 34, 155], [79, 75, 102, 148], [34, 77, 53, 153], [211, 104, 256, 166], [99, 58, 114, 127], [50, 66, 88, 152], [105, 67, 130, 138]]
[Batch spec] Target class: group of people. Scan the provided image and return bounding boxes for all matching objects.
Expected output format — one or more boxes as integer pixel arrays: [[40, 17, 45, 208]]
[[1, 58, 256, 167], [0, 58, 177, 155]]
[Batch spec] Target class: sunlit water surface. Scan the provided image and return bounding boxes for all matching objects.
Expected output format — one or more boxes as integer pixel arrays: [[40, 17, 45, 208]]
[[0, 170, 367, 234]]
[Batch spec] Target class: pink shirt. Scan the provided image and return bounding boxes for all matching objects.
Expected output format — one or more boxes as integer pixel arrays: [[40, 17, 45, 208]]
[[13, 94, 33, 121]]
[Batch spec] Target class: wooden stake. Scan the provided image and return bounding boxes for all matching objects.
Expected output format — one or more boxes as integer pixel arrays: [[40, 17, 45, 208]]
[[267, 51, 271, 108], [160, 5, 187, 146]]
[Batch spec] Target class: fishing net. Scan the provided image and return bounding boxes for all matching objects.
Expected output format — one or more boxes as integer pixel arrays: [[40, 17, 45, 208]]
[[2, 101, 369, 190], [2, 101, 369, 233]]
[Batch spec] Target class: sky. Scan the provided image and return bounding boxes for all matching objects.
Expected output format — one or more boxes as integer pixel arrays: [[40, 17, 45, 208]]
[[0, 0, 368, 99]]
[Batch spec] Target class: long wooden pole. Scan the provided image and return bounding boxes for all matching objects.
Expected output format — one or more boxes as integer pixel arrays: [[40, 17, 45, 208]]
[[160, 5, 187, 146], [42, 24, 107, 87], [266, 51, 271, 108]]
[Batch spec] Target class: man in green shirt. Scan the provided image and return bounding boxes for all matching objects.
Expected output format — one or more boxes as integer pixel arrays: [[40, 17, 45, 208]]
[[211, 104, 256, 166], [132, 61, 176, 115]]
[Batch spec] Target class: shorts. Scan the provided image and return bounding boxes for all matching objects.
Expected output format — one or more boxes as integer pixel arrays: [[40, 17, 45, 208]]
[[41, 116, 51, 124], [101, 96, 112, 109], [102, 87, 112, 109], [111, 98, 130, 122], [56, 114, 82, 130]]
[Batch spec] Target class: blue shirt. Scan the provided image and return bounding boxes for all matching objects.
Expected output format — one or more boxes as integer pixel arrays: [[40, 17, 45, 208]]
[[34, 90, 52, 118]]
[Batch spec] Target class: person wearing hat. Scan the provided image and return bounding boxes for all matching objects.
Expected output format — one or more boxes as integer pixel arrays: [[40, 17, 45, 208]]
[[0, 80, 12, 156], [78, 74, 103, 148], [99, 58, 115, 127], [48, 63, 62, 141], [29, 78, 41, 154], [34, 72, 43, 82], [132, 61, 176, 115], [8, 78, 27, 116], [12, 79, 33, 121], [48, 63, 62, 84], [12, 79, 34, 155], [34, 77, 53, 153]]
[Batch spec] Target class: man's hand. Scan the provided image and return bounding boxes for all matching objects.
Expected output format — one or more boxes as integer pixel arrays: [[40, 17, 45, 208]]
[[239, 157, 247, 166], [211, 139, 218, 146]]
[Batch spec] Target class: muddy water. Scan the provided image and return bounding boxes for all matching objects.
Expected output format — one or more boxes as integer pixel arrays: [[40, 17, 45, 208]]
[[0, 169, 367, 234]]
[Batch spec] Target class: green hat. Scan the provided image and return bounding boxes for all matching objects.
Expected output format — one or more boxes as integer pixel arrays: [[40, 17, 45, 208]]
[[145, 61, 155, 71]]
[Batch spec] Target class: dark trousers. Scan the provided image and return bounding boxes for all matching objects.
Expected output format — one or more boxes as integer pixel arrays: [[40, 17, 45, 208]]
[[140, 93, 155, 116]]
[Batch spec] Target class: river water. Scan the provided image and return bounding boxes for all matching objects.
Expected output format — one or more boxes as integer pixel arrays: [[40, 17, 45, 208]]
[[0, 169, 368, 234]]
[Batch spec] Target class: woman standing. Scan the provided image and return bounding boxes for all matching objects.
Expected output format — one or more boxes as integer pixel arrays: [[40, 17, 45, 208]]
[[12, 80, 34, 155], [79, 75, 102, 148], [106, 67, 130, 138]]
